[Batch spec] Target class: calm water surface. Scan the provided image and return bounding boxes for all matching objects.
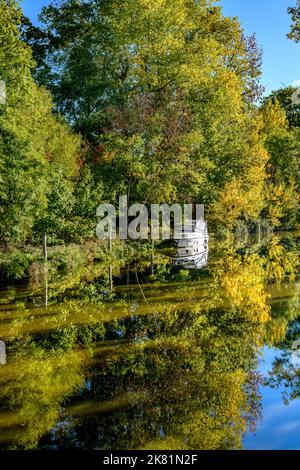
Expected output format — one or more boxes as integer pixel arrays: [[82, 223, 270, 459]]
[[0, 235, 299, 450]]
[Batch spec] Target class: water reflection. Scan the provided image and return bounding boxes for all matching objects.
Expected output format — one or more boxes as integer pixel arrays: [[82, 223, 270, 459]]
[[265, 283, 300, 405], [174, 248, 209, 269], [0, 341, 5, 365], [0, 233, 298, 450]]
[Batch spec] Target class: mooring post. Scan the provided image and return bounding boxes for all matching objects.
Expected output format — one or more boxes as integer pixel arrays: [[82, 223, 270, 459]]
[[109, 266, 113, 292], [43, 232, 48, 262], [42, 231, 48, 307], [151, 239, 155, 275], [109, 225, 113, 291], [45, 277, 48, 308], [258, 221, 262, 244]]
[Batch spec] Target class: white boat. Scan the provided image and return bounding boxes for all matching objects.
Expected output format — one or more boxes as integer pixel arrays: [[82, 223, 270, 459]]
[[175, 220, 209, 241], [173, 219, 209, 270]]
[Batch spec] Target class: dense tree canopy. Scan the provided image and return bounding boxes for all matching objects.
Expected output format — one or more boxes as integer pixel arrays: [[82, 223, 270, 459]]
[[24, 0, 269, 216], [0, 0, 299, 256], [288, 0, 300, 42], [263, 86, 300, 128], [0, 0, 84, 247]]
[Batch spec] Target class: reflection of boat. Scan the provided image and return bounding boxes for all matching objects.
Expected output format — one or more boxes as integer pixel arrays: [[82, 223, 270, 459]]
[[0, 340, 6, 365], [173, 220, 209, 270], [176, 238, 208, 257], [174, 249, 209, 270]]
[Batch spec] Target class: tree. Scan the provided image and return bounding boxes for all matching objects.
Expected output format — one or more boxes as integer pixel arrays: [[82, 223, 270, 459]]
[[259, 98, 300, 228], [0, 0, 82, 248], [288, 0, 300, 42], [263, 86, 300, 128], [21, 0, 267, 229]]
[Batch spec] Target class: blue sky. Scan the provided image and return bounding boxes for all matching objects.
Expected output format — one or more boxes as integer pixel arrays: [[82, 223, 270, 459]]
[[21, 0, 300, 95]]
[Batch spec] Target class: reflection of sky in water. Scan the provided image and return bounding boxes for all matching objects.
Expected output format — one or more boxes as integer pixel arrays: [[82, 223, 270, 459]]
[[244, 346, 300, 450]]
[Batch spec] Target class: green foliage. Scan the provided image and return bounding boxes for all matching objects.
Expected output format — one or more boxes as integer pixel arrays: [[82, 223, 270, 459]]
[[26, 0, 268, 222], [259, 98, 300, 228], [0, 1, 299, 452], [288, 0, 300, 42], [263, 86, 300, 128], [0, 249, 35, 281], [0, 1, 90, 249], [0, 0, 299, 268]]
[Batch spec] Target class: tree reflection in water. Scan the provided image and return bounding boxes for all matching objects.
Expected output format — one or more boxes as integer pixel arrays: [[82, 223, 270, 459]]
[[0, 234, 298, 450]]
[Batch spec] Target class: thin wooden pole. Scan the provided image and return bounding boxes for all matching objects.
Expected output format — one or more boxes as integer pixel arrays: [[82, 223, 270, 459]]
[[43, 233, 48, 307], [45, 277, 48, 308], [151, 239, 155, 275], [109, 266, 113, 292], [43, 232, 48, 262], [109, 225, 113, 291]]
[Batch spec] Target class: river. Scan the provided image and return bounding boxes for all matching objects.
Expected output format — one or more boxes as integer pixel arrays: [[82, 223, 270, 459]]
[[0, 233, 299, 450]]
